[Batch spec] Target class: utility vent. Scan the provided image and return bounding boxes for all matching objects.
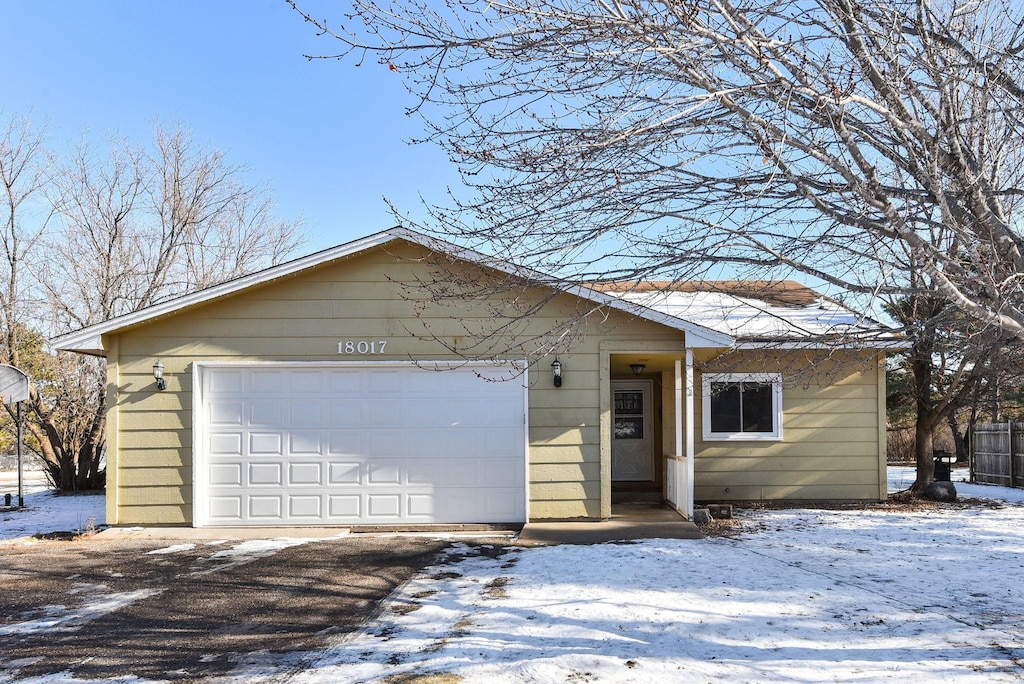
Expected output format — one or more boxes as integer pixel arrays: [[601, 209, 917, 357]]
[[706, 503, 734, 519]]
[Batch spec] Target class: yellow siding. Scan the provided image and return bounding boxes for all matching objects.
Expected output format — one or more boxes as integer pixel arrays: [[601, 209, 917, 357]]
[[116, 505, 191, 525], [693, 353, 885, 502], [105, 336, 120, 525]]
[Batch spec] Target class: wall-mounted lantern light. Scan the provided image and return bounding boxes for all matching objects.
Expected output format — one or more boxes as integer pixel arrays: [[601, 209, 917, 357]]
[[551, 358, 562, 388], [630, 363, 646, 376], [153, 359, 166, 391]]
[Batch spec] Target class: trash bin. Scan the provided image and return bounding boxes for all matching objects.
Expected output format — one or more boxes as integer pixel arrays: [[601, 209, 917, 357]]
[[934, 452, 952, 481]]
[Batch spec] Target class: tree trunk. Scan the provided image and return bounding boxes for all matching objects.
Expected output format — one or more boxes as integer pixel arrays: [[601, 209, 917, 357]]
[[912, 415, 936, 491], [947, 413, 968, 463], [911, 340, 937, 492]]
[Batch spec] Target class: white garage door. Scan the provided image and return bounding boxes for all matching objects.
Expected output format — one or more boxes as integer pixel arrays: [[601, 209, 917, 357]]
[[194, 362, 527, 526]]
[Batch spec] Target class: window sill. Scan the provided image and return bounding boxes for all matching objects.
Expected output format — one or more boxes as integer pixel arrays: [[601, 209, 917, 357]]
[[703, 433, 783, 442]]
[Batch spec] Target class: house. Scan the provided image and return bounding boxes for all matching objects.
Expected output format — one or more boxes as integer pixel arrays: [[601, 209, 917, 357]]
[[52, 228, 901, 528]]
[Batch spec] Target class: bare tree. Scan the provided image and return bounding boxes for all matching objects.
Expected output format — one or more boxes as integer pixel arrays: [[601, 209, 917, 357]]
[[0, 114, 61, 479], [293, 0, 1024, 489], [0, 116, 304, 491], [291, 0, 1024, 324], [0, 113, 49, 362], [44, 124, 303, 329]]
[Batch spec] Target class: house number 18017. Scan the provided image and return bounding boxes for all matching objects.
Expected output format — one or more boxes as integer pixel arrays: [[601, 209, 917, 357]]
[[337, 340, 388, 354]]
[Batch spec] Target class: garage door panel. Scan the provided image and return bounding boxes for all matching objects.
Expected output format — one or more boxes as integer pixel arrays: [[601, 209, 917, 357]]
[[487, 429, 524, 457], [209, 400, 244, 425], [407, 428, 448, 454], [289, 430, 322, 454], [447, 462, 485, 487], [288, 462, 323, 485], [368, 430, 402, 457], [249, 496, 283, 518], [328, 462, 361, 484], [404, 400, 442, 427], [248, 462, 283, 486], [328, 494, 360, 517], [485, 398, 525, 421], [484, 459, 524, 484], [483, 490, 523, 517], [289, 495, 322, 518], [407, 493, 434, 517], [407, 459, 469, 486], [209, 432, 243, 455], [330, 401, 365, 427], [327, 370, 366, 392], [249, 432, 282, 454], [198, 363, 527, 526], [209, 464, 242, 486], [366, 399, 403, 427], [368, 494, 401, 517], [208, 369, 244, 394], [327, 430, 363, 455], [368, 461, 401, 484], [209, 497, 242, 520], [288, 371, 324, 393], [250, 400, 283, 426], [363, 369, 403, 392], [290, 400, 327, 426]]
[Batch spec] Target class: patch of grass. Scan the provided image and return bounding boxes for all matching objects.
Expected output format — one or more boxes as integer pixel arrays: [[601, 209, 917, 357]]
[[382, 674, 462, 684]]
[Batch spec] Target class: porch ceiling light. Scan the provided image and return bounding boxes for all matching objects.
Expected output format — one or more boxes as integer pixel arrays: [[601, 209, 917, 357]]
[[153, 359, 166, 391], [551, 357, 562, 388], [630, 363, 646, 376]]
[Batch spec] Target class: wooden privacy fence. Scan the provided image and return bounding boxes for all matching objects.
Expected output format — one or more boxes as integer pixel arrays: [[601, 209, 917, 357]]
[[971, 422, 1024, 488]]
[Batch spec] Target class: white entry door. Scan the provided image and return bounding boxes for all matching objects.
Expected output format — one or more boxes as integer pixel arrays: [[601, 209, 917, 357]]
[[194, 362, 527, 526], [611, 380, 654, 481]]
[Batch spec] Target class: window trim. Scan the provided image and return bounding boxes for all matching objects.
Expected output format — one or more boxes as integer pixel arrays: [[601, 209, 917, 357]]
[[701, 372, 783, 441]]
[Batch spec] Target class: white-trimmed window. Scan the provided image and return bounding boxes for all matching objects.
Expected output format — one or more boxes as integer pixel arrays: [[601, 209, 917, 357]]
[[702, 373, 783, 441]]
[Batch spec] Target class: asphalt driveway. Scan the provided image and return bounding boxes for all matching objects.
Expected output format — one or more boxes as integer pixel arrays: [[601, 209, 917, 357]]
[[0, 533, 470, 682]]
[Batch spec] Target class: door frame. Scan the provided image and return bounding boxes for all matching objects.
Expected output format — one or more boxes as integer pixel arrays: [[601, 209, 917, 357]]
[[599, 342, 694, 520]]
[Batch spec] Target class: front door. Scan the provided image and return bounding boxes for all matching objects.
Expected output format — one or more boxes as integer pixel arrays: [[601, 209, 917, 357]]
[[612, 380, 654, 481]]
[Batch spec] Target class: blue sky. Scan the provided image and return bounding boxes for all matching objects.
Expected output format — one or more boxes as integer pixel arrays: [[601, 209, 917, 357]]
[[3, 0, 457, 250]]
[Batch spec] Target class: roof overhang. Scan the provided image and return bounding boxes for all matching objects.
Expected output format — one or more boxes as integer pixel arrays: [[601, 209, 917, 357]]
[[51, 227, 735, 355], [734, 339, 909, 350]]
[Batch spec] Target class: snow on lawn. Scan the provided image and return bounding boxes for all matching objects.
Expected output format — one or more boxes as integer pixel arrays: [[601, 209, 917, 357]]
[[3, 468, 1024, 682], [0, 470, 105, 542], [235, 475, 1024, 683]]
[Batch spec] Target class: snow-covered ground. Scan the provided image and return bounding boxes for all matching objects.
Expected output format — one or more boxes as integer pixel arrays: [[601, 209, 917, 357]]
[[2, 467, 1024, 682], [0, 470, 105, 542]]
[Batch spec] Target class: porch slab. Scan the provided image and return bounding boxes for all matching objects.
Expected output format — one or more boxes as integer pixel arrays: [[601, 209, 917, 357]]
[[517, 503, 703, 546]]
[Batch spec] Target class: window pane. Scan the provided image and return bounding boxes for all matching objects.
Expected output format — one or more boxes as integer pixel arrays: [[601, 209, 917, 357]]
[[710, 383, 741, 433], [615, 391, 644, 416], [741, 382, 774, 433], [614, 416, 644, 439]]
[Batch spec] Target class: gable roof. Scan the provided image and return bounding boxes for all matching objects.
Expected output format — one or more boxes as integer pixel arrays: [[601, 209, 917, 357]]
[[50, 227, 735, 355], [597, 281, 901, 346]]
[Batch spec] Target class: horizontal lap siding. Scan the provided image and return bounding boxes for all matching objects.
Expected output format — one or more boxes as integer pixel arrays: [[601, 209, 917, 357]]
[[109, 241, 684, 524], [694, 354, 883, 502]]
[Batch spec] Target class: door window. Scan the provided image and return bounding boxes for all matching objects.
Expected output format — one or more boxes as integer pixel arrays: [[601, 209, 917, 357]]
[[614, 390, 644, 439]]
